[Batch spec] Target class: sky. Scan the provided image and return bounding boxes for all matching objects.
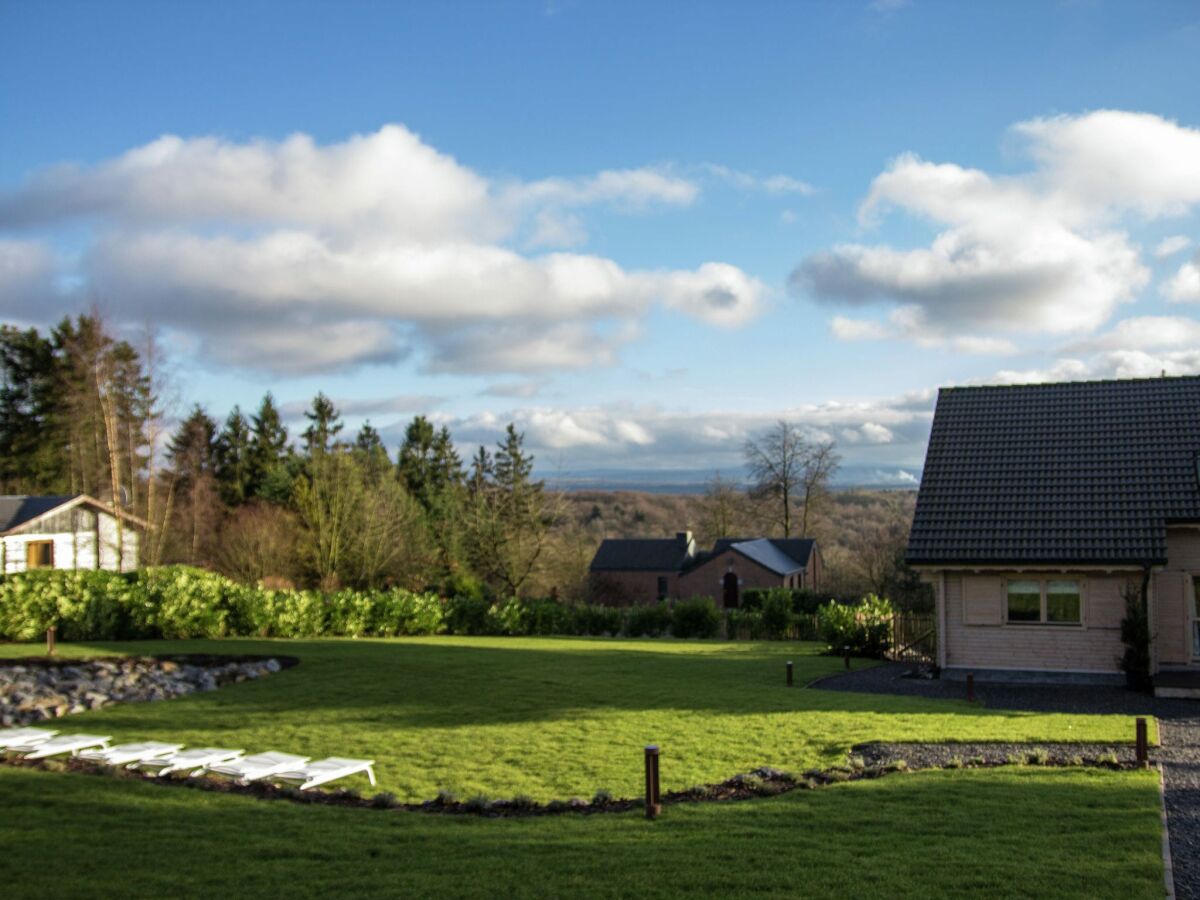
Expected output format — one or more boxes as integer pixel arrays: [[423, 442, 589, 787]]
[[2, 0, 1200, 486]]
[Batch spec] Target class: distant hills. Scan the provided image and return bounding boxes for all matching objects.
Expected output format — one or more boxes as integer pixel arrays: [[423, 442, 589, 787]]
[[539, 465, 921, 494]]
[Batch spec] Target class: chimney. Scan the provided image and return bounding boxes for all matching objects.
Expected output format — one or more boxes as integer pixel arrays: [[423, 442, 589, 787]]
[[676, 530, 695, 558]]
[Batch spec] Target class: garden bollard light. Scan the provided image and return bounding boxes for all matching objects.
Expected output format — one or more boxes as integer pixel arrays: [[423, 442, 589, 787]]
[[786, 660, 794, 687], [843, 647, 850, 670], [46, 626, 56, 656], [967, 672, 975, 703], [644, 745, 662, 820], [1136, 718, 1148, 768]]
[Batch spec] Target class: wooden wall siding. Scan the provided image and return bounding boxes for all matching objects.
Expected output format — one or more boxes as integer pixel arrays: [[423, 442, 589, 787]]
[[676, 548, 786, 601], [1154, 570, 1192, 666], [0, 511, 139, 575], [1168, 528, 1200, 570], [944, 573, 1127, 673]]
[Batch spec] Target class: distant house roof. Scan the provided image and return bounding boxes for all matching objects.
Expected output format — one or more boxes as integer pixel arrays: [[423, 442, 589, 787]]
[[0, 494, 148, 535], [905, 376, 1200, 567], [590, 537, 693, 572], [686, 537, 817, 576]]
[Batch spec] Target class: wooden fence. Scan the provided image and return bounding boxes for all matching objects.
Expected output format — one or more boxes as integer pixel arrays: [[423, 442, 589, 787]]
[[887, 614, 936, 663]]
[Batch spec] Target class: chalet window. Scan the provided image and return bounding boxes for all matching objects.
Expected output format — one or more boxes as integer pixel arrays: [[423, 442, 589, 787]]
[[1006, 581, 1041, 622], [1046, 581, 1082, 624], [26, 540, 54, 570], [656, 576, 668, 601], [1006, 578, 1081, 625]]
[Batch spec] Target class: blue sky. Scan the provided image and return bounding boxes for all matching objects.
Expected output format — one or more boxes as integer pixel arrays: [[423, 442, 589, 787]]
[[3, 1, 1200, 484]]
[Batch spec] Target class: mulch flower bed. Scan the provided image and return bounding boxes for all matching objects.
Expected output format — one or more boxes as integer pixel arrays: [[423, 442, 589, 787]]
[[1, 744, 1146, 819]]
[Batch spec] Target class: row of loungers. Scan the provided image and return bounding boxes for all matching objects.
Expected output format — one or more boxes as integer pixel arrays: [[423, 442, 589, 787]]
[[0, 727, 376, 791]]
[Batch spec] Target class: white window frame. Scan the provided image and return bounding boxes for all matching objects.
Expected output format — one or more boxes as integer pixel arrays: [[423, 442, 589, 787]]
[[1004, 577, 1084, 627]]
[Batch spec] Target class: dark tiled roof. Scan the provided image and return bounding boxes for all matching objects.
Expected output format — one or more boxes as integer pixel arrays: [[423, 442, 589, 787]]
[[685, 537, 816, 575], [906, 376, 1200, 566], [590, 538, 692, 572], [0, 495, 77, 533]]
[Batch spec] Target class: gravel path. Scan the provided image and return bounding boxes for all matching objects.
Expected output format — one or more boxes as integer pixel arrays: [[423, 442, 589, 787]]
[[817, 663, 1200, 898]]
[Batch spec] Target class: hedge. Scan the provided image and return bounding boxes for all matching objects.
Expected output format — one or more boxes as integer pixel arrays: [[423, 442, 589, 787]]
[[0, 568, 894, 648]]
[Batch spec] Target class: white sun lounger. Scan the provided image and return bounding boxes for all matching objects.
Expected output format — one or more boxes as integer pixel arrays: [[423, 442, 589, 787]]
[[78, 742, 184, 766], [14, 734, 110, 759], [207, 751, 310, 783], [0, 727, 58, 749], [131, 747, 244, 777], [270, 757, 377, 790]]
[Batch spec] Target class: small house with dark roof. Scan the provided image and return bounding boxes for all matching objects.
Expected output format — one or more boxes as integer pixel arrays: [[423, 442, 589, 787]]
[[0, 494, 145, 574], [906, 375, 1200, 683], [589, 531, 821, 606]]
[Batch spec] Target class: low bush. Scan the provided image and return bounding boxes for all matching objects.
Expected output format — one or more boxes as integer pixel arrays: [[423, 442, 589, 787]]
[[670, 597, 720, 639], [742, 587, 834, 615], [760, 590, 794, 640], [815, 594, 895, 658], [442, 595, 494, 635], [625, 602, 672, 638]]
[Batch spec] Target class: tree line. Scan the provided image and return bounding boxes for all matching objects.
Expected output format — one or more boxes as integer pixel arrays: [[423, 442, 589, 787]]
[[0, 314, 557, 597], [1, 313, 924, 606]]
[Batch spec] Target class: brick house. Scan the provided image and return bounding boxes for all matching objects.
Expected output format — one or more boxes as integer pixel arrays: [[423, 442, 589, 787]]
[[906, 376, 1200, 687], [589, 531, 821, 607]]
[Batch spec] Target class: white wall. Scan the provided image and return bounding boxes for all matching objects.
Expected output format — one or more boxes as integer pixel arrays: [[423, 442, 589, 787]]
[[2, 510, 140, 574]]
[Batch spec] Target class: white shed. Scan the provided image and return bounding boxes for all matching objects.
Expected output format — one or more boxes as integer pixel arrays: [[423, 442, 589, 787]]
[[0, 495, 145, 574]]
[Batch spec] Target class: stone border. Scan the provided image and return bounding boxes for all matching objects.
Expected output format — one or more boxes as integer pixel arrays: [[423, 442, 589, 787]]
[[1161, 763, 1177, 900]]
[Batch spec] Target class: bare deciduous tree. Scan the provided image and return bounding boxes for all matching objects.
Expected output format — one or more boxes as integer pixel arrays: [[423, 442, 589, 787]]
[[744, 421, 840, 538]]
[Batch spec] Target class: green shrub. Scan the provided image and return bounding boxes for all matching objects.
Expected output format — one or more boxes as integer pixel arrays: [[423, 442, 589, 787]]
[[726, 608, 764, 640], [816, 594, 895, 658], [760, 589, 795, 639], [671, 597, 720, 639], [624, 602, 672, 638], [571, 604, 623, 636], [372, 590, 443, 636], [442, 595, 495, 635]]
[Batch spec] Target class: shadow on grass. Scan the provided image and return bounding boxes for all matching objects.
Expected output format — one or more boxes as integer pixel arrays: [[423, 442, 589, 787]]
[[2, 637, 1144, 732]]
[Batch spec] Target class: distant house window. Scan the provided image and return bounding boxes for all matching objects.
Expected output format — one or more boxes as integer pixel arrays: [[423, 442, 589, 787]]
[[656, 576, 668, 601], [26, 540, 54, 570], [1007, 578, 1081, 625]]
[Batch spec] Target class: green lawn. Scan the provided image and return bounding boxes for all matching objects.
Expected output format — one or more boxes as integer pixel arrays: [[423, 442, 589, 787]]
[[0, 765, 1163, 900], [0, 637, 1149, 801]]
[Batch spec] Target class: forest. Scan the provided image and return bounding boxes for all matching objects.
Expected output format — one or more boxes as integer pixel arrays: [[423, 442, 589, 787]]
[[0, 314, 927, 607]]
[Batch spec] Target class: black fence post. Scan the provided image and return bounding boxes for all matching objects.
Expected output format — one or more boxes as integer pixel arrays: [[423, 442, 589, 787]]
[[966, 672, 975, 703], [786, 660, 794, 687], [1136, 718, 1149, 768], [644, 745, 661, 819]]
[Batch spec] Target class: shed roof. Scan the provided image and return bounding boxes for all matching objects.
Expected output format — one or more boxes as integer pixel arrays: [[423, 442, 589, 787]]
[[0, 495, 77, 533], [905, 376, 1200, 566]]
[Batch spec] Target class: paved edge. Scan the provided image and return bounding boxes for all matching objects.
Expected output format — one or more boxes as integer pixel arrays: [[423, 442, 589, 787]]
[[1161, 762, 1176, 900]]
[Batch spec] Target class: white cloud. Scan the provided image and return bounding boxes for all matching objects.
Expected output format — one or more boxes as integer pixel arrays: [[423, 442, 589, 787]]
[[0, 125, 765, 374], [701, 164, 815, 196], [831, 305, 1017, 354], [512, 168, 698, 210], [0, 240, 61, 320], [1163, 258, 1200, 302], [1066, 315, 1200, 352], [1155, 235, 1191, 258], [438, 391, 934, 470], [799, 110, 1200, 347]]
